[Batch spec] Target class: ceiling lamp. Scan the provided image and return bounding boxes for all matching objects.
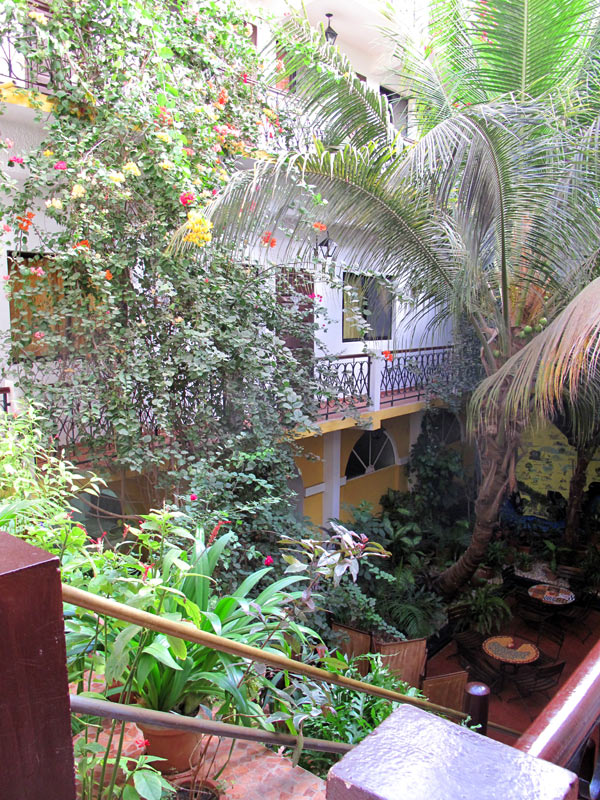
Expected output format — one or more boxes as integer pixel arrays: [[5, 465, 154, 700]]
[[324, 13, 338, 45]]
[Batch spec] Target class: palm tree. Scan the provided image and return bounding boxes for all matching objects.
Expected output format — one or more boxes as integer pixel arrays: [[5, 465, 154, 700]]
[[187, 0, 600, 596]]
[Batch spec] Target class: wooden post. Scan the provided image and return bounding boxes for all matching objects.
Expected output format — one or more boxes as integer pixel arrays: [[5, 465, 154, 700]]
[[0, 532, 75, 800], [327, 706, 578, 800], [464, 681, 490, 736]]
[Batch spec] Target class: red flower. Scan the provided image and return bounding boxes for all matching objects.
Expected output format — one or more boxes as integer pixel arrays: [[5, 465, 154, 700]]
[[242, 73, 249, 83], [190, 493, 198, 501], [104, 270, 113, 281], [382, 350, 394, 362], [217, 88, 229, 105], [74, 239, 90, 249], [182, 147, 195, 157], [261, 231, 277, 247], [264, 555, 274, 567], [53, 161, 67, 170], [208, 520, 230, 545], [8, 156, 24, 165], [179, 191, 195, 206], [312, 222, 327, 232], [16, 211, 35, 232], [141, 562, 155, 581]]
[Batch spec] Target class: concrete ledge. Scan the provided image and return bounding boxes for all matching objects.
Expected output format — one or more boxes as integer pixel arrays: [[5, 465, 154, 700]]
[[326, 706, 577, 800]]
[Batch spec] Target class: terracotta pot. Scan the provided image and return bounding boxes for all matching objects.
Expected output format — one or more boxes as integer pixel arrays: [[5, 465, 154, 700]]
[[169, 771, 220, 799], [139, 722, 204, 774]]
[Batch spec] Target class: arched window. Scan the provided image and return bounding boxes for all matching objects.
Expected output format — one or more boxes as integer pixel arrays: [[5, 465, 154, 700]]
[[345, 428, 396, 480]]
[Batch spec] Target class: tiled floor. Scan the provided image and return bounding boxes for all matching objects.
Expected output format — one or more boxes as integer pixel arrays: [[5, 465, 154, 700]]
[[172, 740, 326, 800], [426, 604, 600, 747]]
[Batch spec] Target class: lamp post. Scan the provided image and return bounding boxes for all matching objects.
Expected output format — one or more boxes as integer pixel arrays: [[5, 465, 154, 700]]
[[324, 13, 338, 45]]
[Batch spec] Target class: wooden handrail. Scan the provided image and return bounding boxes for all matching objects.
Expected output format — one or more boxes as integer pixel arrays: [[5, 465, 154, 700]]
[[70, 695, 353, 754], [62, 584, 519, 737], [515, 636, 600, 766]]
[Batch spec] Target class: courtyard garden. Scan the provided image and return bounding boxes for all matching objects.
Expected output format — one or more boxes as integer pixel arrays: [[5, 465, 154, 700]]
[[4, 0, 600, 797]]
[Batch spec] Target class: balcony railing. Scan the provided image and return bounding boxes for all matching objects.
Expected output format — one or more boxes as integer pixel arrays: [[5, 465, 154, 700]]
[[316, 346, 453, 421], [0, 6, 54, 94]]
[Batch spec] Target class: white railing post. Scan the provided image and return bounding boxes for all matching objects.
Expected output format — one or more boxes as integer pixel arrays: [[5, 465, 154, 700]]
[[368, 353, 382, 412]]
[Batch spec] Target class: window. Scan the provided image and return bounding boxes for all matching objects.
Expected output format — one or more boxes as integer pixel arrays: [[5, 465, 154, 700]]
[[345, 428, 396, 480], [380, 86, 409, 135], [342, 273, 393, 342]]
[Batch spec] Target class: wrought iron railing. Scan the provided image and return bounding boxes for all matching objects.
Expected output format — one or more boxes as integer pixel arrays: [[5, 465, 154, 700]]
[[316, 354, 371, 420], [0, 5, 54, 94], [380, 346, 453, 406]]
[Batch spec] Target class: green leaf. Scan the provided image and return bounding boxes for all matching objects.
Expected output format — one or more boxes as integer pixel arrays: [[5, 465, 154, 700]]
[[142, 641, 183, 670], [133, 769, 163, 800]]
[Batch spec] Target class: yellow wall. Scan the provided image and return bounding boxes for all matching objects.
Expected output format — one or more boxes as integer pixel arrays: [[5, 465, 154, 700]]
[[517, 422, 600, 498], [339, 464, 406, 521], [304, 493, 323, 527], [295, 436, 324, 488]]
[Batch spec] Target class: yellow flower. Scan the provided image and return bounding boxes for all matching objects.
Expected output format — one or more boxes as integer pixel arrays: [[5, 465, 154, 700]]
[[28, 10, 48, 25], [123, 161, 141, 176], [71, 184, 86, 198], [184, 210, 213, 247], [155, 131, 171, 143], [45, 197, 63, 210], [43, 149, 54, 157], [159, 160, 174, 170], [200, 105, 218, 121], [108, 171, 125, 184]]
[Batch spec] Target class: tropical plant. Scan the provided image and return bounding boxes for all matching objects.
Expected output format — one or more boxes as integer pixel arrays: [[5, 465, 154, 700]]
[[203, 1, 600, 595], [296, 651, 424, 778], [453, 585, 512, 634]]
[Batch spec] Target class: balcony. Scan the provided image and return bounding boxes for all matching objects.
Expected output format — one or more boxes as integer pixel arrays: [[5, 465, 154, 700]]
[[316, 345, 452, 421]]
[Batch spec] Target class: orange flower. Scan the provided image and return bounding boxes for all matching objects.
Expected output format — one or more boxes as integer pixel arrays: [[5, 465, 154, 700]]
[[16, 211, 35, 232], [104, 270, 113, 280], [382, 350, 394, 362], [74, 239, 90, 249], [217, 88, 229, 105], [313, 222, 327, 232]]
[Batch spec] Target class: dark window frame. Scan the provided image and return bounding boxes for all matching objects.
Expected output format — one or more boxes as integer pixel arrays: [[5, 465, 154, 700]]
[[342, 272, 393, 343]]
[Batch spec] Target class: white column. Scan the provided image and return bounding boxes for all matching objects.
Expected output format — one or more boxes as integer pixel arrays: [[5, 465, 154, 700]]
[[322, 430, 341, 523]]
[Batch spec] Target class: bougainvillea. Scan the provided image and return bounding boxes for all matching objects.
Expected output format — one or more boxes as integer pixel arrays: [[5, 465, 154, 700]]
[[0, 0, 320, 531]]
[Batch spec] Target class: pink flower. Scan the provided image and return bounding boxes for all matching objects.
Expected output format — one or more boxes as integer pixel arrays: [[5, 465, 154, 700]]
[[4, 138, 14, 148], [242, 73, 248, 83], [182, 147, 195, 157], [180, 191, 195, 206], [2, 224, 10, 233], [53, 161, 67, 170], [264, 555, 274, 567], [212, 188, 218, 196], [8, 156, 24, 165], [190, 493, 198, 501], [33, 331, 44, 340], [2, 275, 10, 281], [31, 266, 45, 277], [141, 562, 155, 581]]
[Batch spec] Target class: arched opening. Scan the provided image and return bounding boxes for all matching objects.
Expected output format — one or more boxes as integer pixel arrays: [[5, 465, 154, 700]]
[[345, 428, 396, 480]]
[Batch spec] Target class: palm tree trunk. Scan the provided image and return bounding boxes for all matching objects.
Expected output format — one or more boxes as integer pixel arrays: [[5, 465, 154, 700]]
[[564, 444, 595, 546], [435, 428, 519, 599]]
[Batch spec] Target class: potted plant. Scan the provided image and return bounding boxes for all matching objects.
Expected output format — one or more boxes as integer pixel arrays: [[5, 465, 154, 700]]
[[106, 513, 319, 774]]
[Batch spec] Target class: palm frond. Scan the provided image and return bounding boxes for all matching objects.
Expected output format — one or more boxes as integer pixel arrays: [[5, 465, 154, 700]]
[[261, 17, 395, 149], [469, 276, 600, 441], [467, 0, 599, 100]]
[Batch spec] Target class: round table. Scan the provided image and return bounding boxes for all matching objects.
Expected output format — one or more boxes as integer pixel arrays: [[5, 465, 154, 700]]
[[528, 584, 575, 605], [482, 635, 539, 664]]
